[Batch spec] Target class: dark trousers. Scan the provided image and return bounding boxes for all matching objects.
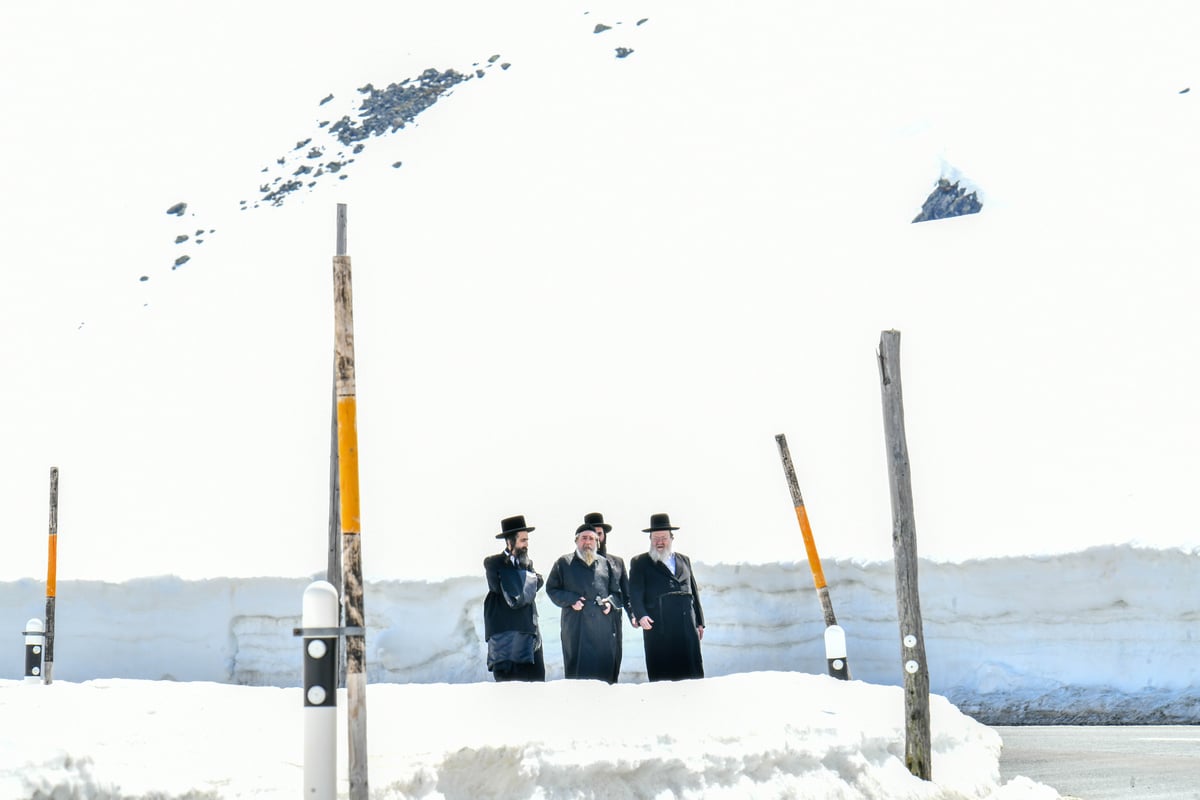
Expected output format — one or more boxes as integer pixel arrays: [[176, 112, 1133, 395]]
[[493, 647, 545, 682], [611, 618, 624, 683]]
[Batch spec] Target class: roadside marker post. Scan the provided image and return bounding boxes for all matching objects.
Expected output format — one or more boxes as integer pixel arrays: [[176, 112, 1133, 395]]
[[299, 581, 340, 800], [775, 433, 851, 679], [23, 618, 45, 683]]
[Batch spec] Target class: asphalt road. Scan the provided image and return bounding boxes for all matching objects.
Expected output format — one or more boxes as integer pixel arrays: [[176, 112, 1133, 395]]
[[993, 726, 1200, 800]]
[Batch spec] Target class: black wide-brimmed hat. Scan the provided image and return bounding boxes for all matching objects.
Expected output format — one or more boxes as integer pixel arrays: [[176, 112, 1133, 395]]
[[496, 515, 535, 539], [642, 513, 680, 533], [582, 512, 612, 533]]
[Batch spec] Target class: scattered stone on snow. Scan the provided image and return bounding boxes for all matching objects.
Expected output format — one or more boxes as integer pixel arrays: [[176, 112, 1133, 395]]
[[166, 202, 187, 216], [615, 47, 634, 58]]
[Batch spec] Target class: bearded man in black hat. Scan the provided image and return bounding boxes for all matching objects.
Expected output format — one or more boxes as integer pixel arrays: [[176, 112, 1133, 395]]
[[628, 513, 705, 681], [546, 525, 623, 682], [483, 515, 546, 682], [584, 511, 635, 683]]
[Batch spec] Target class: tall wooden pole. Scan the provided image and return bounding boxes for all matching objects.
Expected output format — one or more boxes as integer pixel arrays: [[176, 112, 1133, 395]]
[[877, 330, 931, 780], [328, 208, 345, 689], [333, 203, 368, 798], [775, 434, 838, 628], [44, 466, 58, 684]]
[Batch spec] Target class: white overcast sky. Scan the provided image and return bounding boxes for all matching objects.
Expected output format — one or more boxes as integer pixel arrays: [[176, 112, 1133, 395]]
[[2, 0, 1199, 582]]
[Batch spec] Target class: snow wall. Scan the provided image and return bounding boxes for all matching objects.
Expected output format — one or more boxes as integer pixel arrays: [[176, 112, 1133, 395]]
[[2, 544, 1196, 724]]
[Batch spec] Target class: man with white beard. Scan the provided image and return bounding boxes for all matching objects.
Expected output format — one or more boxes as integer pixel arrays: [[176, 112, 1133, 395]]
[[546, 526, 623, 682], [628, 513, 705, 681]]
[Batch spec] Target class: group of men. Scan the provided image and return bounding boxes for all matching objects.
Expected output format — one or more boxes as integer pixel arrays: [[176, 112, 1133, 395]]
[[483, 511, 705, 683]]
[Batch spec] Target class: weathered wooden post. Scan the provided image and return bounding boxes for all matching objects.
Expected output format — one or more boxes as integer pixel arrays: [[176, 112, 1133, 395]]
[[44, 466, 59, 685], [328, 206, 345, 689], [877, 330, 931, 780], [774, 433, 850, 679], [332, 203, 369, 799], [328, 380, 342, 594]]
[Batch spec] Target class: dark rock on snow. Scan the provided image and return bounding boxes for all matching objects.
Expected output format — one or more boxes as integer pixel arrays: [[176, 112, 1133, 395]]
[[165, 202, 187, 216], [911, 178, 982, 223]]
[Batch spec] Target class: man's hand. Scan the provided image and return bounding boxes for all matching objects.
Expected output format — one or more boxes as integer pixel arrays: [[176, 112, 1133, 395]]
[[638, 616, 654, 630], [697, 625, 705, 641], [571, 598, 585, 611]]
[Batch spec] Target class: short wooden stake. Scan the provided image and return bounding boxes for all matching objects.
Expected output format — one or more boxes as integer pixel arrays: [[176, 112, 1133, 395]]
[[332, 204, 368, 799], [877, 330, 931, 780], [44, 467, 59, 685]]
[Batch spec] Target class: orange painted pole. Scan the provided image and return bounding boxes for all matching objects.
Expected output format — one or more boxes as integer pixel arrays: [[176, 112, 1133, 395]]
[[775, 434, 850, 679], [44, 466, 59, 684], [332, 203, 368, 799], [775, 435, 836, 623]]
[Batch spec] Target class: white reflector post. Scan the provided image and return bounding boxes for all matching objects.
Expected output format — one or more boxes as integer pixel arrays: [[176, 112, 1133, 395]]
[[824, 624, 850, 680], [24, 618, 45, 683], [302, 581, 339, 799]]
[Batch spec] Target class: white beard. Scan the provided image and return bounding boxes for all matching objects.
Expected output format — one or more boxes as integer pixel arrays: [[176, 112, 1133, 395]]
[[648, 544, 674, 563], [575, 548, 595, 566]]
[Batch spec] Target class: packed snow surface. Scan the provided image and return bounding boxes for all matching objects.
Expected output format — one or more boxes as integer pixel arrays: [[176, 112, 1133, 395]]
[[0, 673, 1062, 799]]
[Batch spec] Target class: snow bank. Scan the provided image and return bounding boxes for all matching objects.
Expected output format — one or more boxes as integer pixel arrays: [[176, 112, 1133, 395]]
[[2, 546, 1195, 723], [0, 673, 1062, 799]]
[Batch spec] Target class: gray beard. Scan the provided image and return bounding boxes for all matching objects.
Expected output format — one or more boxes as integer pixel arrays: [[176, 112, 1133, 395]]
[[575, 548, 595, 566], [648, 545, 674, 563]]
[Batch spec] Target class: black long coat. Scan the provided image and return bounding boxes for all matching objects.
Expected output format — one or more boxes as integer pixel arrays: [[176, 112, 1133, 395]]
[[483, 552, 545, 680], [546, 553, 622, 682], [604, 552, 633, 683], [628, 551, 705, 681]]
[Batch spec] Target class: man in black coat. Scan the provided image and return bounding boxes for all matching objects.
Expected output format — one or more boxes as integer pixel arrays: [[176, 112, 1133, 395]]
[[483, 515, 546, 682], [585, 511, 636, 683], [628, 513, 705, 681], [546, 525, 623, 682]]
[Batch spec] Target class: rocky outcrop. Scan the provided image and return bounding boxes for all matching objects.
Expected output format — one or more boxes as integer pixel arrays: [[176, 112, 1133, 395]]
[[912, 178, 982, 222]]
